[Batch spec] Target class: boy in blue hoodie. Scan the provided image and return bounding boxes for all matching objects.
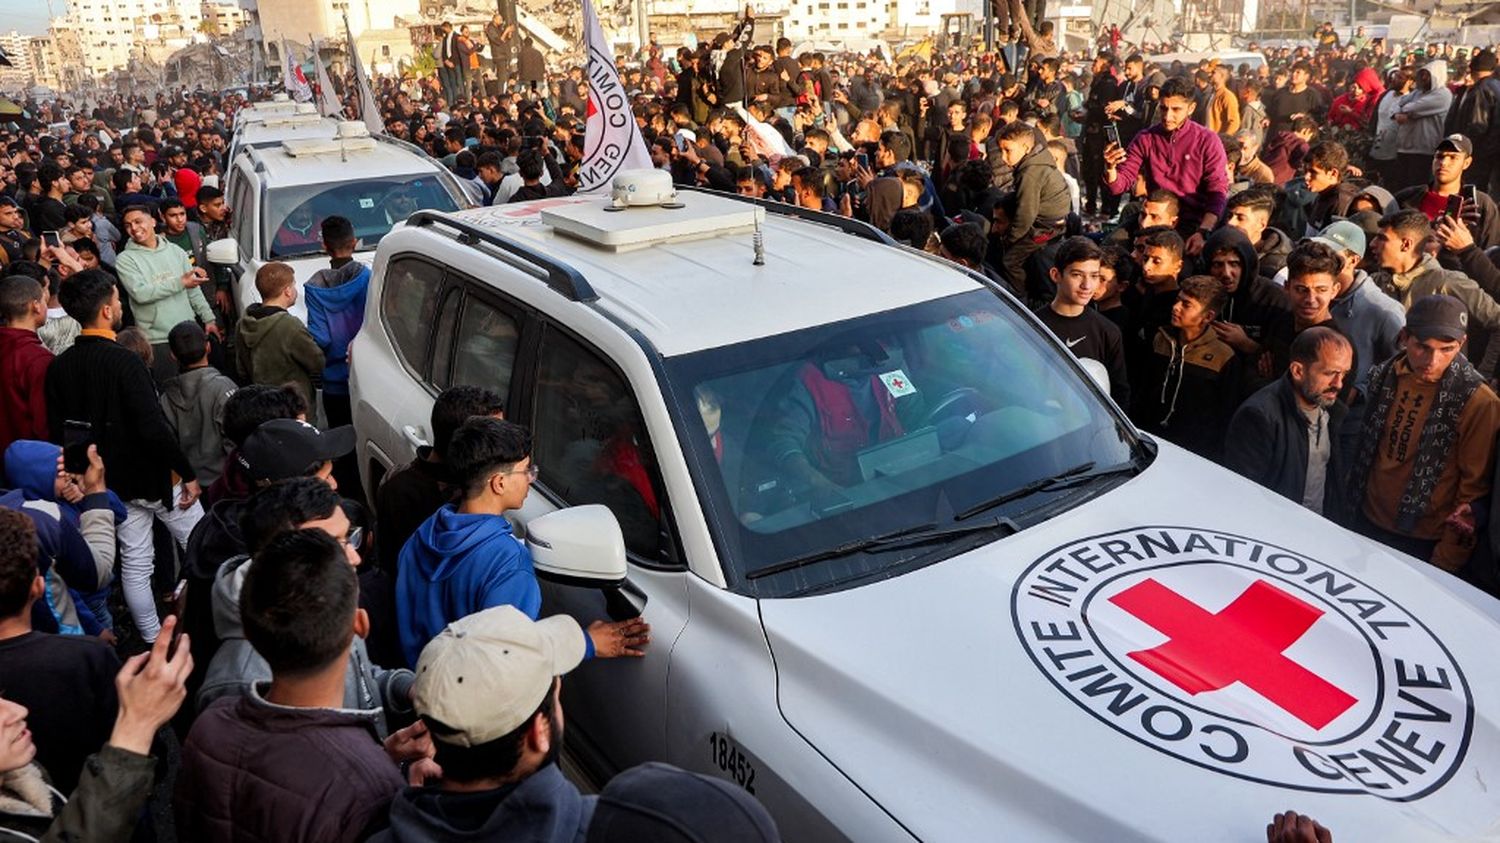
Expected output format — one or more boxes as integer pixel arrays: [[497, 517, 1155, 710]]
[[395, 417, 650, 667], [303, 216, 370, 432], [303, 216, 370, 498]]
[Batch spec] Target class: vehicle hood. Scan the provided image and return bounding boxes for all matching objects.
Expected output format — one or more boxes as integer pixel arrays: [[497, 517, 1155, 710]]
[[760, 443, 1500, 841]]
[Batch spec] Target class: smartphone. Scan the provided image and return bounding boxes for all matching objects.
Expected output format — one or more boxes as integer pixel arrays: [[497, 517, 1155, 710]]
[[41, 230, 61, 249], [1467, 185, 1481, 210], [1446, 193, 1464, 219], [856, 151, 870, 170], [1104, 123, 1121, 148], [62, 420, 92, 475]]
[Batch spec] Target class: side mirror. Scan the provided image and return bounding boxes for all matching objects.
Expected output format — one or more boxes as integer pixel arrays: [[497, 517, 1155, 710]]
[[528, 505, 627, 587], [206, 237, 239, 265], [529, 505, 646, 620]]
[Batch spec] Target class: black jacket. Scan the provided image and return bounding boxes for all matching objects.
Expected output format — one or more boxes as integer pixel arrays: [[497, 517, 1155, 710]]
[[1139, 326, 1242, 461], [44, 334, 195, 504], [745, 65, 791, 109], [1202, 227, 1290, 347], [1084, 70, 1120, 135], [181, 496, 249, 707], [1445, 76, 1500, 156], [1224, 374, 1347, 518]]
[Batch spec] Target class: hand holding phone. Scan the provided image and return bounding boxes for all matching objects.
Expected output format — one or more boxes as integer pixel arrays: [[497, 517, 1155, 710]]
[[1446, 193, 1465, 220], [42, 230, 62, 249], [1104, 123, 1121, 148], [63, 420, 93, 476]]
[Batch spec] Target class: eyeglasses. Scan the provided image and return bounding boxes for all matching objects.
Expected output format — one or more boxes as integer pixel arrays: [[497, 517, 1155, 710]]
[[341, 526, 365, 549], [503, 464, 540, 481]]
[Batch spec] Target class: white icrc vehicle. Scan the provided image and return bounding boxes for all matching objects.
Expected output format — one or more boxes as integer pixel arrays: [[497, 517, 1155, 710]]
[[349, 173, 1500, 841], [210, 118, 475, 323]]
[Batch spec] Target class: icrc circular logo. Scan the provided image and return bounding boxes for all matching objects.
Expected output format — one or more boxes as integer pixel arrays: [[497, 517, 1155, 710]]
[[1011, 526, 1473, 801]]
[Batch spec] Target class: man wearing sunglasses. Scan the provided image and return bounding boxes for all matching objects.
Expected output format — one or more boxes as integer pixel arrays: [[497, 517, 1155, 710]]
[[395, 416, 651, 669]]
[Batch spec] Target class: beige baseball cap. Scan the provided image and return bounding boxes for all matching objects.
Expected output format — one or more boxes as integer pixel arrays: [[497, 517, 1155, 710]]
[[412, 606, 587, 747]]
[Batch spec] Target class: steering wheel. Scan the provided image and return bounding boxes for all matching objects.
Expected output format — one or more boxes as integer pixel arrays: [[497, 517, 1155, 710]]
[[923, 387, 984, 428]]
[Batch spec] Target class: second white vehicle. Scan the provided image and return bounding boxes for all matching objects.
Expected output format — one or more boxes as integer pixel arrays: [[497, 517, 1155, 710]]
[[214, 120, 473, 322]]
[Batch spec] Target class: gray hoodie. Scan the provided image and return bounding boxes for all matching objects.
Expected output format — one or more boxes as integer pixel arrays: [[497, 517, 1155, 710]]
[[198, 554, 414, 738], [1351, 184, 1399, 216], [1396, 60, 1454, 156], [1329, 269, 1406, 395], [159, 366, 237, 488]]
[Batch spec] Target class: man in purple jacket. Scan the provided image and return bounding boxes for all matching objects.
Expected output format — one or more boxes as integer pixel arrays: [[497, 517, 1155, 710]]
[[1104, 76, 1229, 258]]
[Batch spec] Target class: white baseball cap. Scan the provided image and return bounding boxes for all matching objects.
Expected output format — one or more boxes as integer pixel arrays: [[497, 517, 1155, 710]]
[[412, 606, 586, 747]]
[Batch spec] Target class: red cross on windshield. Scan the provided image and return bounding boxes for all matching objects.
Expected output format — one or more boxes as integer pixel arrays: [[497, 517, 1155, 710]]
[[1109, 579, 1357, 730]]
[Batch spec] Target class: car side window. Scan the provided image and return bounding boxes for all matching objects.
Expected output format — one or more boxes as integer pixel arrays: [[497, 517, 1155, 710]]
[[381, 257, 444, 378], [451, 295, 520, 401], [532, 329, 669, 561], [228, 174, 253, 255], [429, 288, 462, 389]]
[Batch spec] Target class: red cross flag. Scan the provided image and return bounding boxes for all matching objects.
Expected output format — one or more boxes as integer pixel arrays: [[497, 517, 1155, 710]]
[[281, 38, 312, 103], [577, 0, 654, 193]]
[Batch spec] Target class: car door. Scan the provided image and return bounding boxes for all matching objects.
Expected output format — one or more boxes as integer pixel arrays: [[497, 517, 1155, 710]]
[[353, 254, 447, 491], [224, 161, 257, 314], [514, 322, 690, 779]]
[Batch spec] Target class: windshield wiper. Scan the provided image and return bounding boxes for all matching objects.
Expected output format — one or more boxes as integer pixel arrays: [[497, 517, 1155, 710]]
[[746, 517, 1017, 581], [955, 460, 1140, 522]]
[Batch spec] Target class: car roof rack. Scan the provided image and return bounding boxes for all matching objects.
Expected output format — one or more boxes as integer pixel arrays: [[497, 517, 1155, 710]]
[[408, 210, 598, 303], [677, 185, 896, 246], [374, 133, 436, 161]]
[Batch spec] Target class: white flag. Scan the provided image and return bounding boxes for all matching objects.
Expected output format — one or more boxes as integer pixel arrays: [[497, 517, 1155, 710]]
[[281, 38, 312, 102], [344, 14, 385, 136], [577, 0, 653, 193], [311, 38, 341, 118]]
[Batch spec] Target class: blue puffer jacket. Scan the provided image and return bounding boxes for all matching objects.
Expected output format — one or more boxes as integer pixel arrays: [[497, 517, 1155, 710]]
[[304, 261, 371, 396]]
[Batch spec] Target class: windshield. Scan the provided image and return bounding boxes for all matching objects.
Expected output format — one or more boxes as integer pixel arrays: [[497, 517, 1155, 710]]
[[263, 173, 459, 259], [665, 289, 1141, 597]]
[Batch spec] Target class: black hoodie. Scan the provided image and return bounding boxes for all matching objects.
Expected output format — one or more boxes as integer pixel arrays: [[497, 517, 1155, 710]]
[[1200, 227, 1292, 347]]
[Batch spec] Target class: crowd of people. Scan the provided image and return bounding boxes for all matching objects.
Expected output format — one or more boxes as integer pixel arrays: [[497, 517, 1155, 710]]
[[0, 11, 1492, 841]]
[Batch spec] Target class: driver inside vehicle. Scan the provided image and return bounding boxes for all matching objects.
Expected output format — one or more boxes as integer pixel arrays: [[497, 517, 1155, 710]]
[[272, 204, 321, 255], [768, 340, 931, 492], [385, 188, 420, 224]]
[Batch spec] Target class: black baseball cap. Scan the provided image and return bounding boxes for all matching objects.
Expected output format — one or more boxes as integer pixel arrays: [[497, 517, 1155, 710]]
[[1407, 294, 1469, 342], [238, 418, 354, 482], [585, 763, 780, 843], [1437, 134, 1474, 157]]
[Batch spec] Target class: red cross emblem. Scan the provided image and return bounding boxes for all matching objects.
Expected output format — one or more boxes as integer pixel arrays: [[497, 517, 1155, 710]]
[[890, 377, 905, 389], [1109, 578, 1357, 730]]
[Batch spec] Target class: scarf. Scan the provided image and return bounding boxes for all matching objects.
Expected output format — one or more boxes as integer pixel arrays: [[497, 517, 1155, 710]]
[[1347, 352, 1486, 532]]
